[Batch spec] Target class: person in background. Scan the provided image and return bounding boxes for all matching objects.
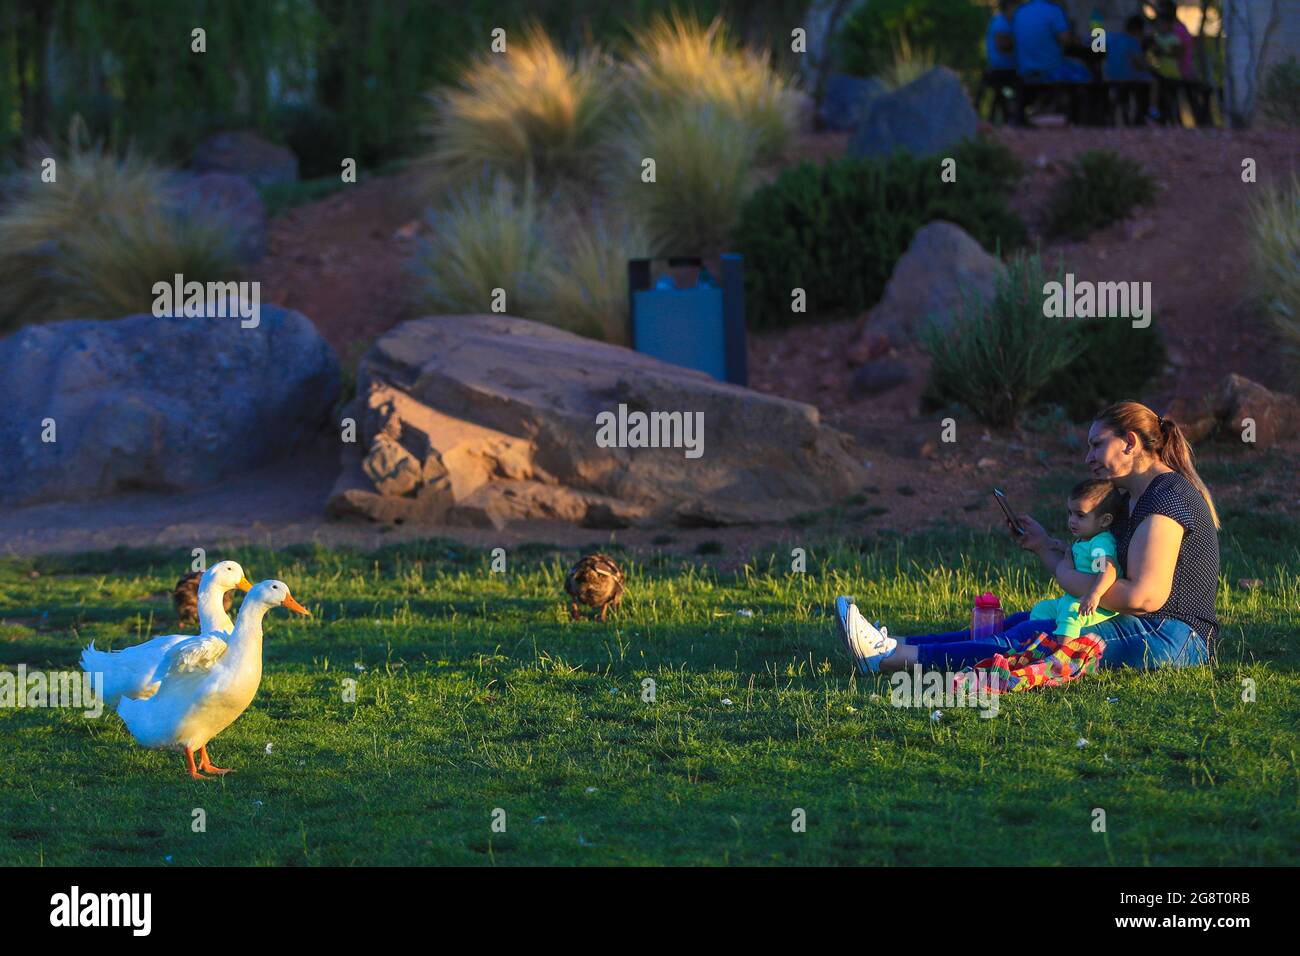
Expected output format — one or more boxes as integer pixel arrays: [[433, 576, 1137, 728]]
[[987, 0, 1018, 74], [984, 0, 1022, 122], [1158, 0, 1196, 80], [1149, 14, 1184, 80], [1148, 5, 1189, 122], [1105, 15, 1152, 81], [1104, 14, 1154, 124], [1155, 0, 1211, 124], [1012, 0, 1092, 83]]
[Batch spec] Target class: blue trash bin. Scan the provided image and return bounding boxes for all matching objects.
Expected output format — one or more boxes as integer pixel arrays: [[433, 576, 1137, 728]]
[[627, 254, 747, 386]]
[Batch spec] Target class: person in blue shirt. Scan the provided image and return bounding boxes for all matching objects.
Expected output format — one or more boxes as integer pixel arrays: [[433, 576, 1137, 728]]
[[1104, 15, 1151, 80], [986, 0, 1018, 71], [983, 0, 1022, 122], [1012, 0, 1091, 82], [1104, 15, 1155, 124]]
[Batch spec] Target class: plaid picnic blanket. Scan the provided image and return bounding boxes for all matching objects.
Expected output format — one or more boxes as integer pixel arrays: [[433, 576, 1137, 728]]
[[952, 632, 1107, 695]]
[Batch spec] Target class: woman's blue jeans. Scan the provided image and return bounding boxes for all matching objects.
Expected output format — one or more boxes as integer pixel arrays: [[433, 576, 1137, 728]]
[[905, 611, 1210, 671]]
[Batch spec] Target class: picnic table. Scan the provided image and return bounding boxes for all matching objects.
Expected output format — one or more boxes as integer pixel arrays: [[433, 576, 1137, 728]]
[[980, 70, 1217, 127]]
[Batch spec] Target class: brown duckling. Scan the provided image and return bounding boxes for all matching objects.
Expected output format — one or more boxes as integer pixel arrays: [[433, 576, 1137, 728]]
[[564, 553, 625, 621]]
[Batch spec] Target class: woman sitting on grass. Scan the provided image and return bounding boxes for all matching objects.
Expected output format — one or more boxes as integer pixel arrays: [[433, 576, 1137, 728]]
[[834, 400, 1220, 673]]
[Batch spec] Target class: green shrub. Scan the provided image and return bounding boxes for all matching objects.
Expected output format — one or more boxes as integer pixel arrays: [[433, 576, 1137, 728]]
[[623, 12, 798, 163], [734, 138, 1025, 327], [920, 252, 1077, 428], [0, 140, 242, 332], [607, 103, 757, 257], [949, 134, 1025, 193], [922, 251, 1169, 426], [1248, 172, 1300, 376], [840, 0, 988, 79], [421, 25, 619, 195], [1047, 317, 1168, 422], [410, 175, 554, 316], [1259, 56, 1300, 127], [1046, 150, 1156, 239]]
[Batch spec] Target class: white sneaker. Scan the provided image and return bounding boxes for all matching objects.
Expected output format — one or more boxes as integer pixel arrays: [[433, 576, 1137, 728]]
[[834, 597, 897, 673]]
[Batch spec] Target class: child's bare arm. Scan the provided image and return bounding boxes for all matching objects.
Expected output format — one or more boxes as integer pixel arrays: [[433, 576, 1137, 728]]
[[1078, 561, 1118, 617]]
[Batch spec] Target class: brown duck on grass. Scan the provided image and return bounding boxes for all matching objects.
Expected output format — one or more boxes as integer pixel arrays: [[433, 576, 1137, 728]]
[[564, 553, 625, 621]]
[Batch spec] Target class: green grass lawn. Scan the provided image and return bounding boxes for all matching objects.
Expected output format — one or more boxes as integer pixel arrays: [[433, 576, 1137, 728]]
[[1, 503, 1297, 866]]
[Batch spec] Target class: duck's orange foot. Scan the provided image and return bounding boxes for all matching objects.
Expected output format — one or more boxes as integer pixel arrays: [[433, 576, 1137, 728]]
[[198, 746, 232, 775], [184, 746, 213, 780]]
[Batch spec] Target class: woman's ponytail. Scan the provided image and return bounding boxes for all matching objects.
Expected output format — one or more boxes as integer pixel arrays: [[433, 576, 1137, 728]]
[[1157, 415, 1220, 529]]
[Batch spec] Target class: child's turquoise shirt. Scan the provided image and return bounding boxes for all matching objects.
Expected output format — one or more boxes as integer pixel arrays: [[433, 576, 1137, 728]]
[[1029, 531, 1119, 638]]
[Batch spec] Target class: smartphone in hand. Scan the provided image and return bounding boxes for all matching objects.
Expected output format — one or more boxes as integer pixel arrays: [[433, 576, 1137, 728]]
[[993, 488, 1026, 537]]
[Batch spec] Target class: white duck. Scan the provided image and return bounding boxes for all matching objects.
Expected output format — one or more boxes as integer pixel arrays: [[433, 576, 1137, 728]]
[[115, 579, 310, 779], [81, 560, 252, 708]]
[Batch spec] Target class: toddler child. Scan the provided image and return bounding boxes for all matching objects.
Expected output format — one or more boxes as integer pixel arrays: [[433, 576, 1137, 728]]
[[1028, 478, 1125, 638]]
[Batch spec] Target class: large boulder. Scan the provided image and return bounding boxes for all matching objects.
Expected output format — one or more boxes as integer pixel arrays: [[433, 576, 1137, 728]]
[[847, 67, 979, 160], [190, 131, 298, 188], [328, 315, 869, 527], [848, 221, 1004, 363], [817, 73, 887, 132], [0, 307, 339, 506], [167, 172, 268, 263]]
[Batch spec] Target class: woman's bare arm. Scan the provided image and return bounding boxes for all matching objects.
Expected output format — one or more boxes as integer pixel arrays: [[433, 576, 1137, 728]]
[[1055, 514, 1183, 613]]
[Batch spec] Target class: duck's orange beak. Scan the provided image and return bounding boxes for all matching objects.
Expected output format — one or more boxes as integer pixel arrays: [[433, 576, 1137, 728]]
[[282, 594, 311, 617], [237, 576, 253, 592]]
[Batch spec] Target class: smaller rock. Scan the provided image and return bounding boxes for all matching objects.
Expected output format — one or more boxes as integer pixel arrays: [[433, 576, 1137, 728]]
[[851, 358, 911, 397], [1215, 373, 1300, 448], [847, 67, 978, 159], [167, 172, 267, 263], [191, 130, 298, 188], [976, 457, 997, 469], [1237, 578, 1263, 590], [848, 221, 1004, 361]]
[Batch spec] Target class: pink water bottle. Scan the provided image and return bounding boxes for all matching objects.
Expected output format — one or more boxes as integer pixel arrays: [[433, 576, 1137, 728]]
[[972, 592, 1004, 641]]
